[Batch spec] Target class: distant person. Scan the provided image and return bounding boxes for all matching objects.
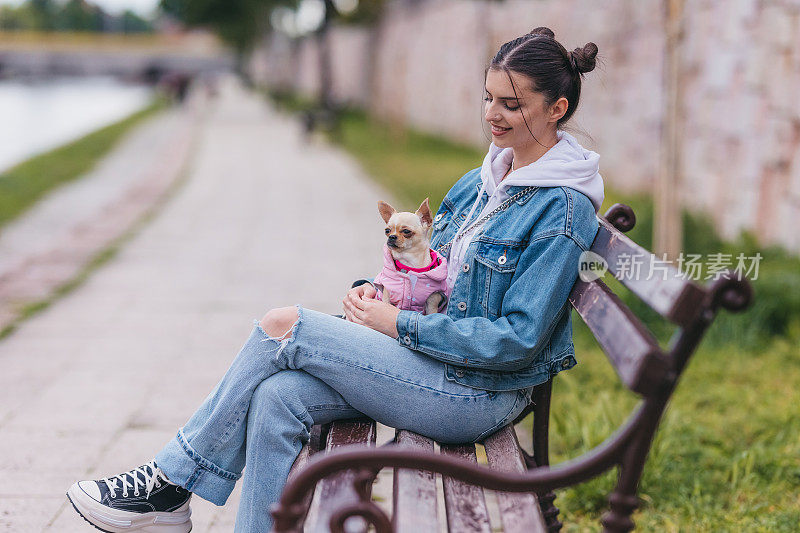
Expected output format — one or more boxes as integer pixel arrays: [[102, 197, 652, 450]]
[[67, 27, 604, 532], [159, 72, 192, 103]]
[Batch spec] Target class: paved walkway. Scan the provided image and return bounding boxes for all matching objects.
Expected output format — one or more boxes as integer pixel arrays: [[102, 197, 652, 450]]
[[0, 95, 199, 332], [0, 77, 390, 531]]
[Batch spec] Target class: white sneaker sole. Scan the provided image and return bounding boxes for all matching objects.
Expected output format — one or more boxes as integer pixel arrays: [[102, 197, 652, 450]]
[[67, 482, 192, 533]]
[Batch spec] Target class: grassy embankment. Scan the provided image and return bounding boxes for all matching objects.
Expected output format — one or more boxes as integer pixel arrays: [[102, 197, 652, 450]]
[[269, 92, 800, 532], [0, 99, 164, 230]]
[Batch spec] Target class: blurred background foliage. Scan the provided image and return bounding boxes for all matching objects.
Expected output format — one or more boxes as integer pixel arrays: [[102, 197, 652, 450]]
[[0, 0, 153, 32], [157, 0, 385, 69], [159, 0, 278, 59]]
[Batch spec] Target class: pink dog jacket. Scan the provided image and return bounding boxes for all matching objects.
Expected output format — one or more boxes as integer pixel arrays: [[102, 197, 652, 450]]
[[374, 244, 450, 313]]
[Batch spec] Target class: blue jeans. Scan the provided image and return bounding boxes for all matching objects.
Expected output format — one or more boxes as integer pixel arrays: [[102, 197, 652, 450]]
[[155, 306, 533, 532]]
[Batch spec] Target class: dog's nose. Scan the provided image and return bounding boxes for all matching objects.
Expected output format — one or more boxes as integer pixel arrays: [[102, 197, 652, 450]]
[[387, 234, 397, 241]]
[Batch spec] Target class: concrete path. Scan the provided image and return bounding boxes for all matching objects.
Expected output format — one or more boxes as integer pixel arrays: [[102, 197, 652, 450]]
[[0, 93, 201, 332], [0, 77, 391, 531], [0, 104, 191, 273]]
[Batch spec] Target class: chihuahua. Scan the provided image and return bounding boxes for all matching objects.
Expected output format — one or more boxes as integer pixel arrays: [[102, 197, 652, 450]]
[[373, 198, 450, 315]]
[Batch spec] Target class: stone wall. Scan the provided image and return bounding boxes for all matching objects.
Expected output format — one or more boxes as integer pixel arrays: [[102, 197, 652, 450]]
[[251, 0, 800, 252]]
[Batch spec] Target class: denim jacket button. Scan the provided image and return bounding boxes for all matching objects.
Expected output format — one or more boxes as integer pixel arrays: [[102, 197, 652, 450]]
[[462, 263, 469, 272], [457, 302, 467, 311], [403, 335, 411, 345], [434, 214, 443, 222], [455, 368, 465, 377], [561, 359, 570, 369]]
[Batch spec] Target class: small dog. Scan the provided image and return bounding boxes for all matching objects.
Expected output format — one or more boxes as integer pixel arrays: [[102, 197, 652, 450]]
[[373, 199, 450, 315]]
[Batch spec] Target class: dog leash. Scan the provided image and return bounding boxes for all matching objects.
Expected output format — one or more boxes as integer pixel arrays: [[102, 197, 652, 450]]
[[437, 186, 537, 257]]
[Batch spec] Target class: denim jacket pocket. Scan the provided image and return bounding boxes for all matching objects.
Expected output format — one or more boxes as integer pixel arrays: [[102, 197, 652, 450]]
[[474, 240, 524, 319]]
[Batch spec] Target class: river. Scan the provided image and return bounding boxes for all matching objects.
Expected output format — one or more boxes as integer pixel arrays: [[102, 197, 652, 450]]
[[0, 76, 154, 172]]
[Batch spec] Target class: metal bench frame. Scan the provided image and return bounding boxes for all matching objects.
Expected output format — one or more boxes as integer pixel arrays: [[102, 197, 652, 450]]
[[270, 204, 753, 533]]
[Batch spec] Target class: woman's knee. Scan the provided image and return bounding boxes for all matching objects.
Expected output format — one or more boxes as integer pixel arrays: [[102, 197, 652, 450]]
[[249, 372, 320, 429], [248, 374, 314, 446], [251, 372, 301, 414], [259, 306, 299, 339]]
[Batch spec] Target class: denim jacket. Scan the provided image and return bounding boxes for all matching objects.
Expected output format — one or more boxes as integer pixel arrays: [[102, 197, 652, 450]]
[[394, 167, 600, 391]]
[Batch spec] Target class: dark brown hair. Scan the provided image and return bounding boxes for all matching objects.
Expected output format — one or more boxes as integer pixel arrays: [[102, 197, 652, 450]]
[[489, 26, 598, 135]]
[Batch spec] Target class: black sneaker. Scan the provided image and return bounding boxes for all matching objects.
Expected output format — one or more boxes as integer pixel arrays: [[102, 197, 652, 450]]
[[66, 460, 192, 533]]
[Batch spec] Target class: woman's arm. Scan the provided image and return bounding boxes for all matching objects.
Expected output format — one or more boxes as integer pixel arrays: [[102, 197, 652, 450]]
[[395, 233, 585, 372]]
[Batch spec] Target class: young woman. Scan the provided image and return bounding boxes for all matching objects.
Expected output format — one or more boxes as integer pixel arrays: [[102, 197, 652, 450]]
[[67, 27, 603, 533]]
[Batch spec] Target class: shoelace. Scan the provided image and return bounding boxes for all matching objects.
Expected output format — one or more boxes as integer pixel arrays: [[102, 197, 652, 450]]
[[102, 460, 169, 499]]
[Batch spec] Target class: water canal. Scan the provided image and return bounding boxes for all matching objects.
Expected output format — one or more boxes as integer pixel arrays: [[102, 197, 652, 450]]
[[0, 76, 153, 172]]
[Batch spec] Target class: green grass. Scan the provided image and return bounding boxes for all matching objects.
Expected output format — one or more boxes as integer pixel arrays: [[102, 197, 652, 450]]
[[267, 90, 800, 531], [543, 330, 800, 532], [0, 98, 165, 230]]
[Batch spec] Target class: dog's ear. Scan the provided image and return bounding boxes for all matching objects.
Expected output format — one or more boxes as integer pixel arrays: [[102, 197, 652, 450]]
[[415, 198, 432, 226], [378, 201, 396, 223]]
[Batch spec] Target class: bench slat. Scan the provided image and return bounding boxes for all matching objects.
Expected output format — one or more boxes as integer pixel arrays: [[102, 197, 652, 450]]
[[282, 425, 326, 532], [569, 278, 671, 394], [309, 419, 377, 533], [392, 430, 438, 532], [483, 425, 547, 533], [592, 217, 706, 326], [439, 443, 492, 533], [287, 439, 313, 483]]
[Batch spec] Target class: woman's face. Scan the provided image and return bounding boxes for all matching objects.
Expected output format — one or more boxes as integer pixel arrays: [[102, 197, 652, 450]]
[[483, 68, 557, 150]]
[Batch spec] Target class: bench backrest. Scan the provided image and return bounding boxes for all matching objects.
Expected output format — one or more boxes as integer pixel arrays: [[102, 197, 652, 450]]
[[514, 203, 754, 531], [568, 204, 752, 396]]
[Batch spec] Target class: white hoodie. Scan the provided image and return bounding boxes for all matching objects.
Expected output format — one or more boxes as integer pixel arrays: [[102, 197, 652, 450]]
[[445, 130, 605, 291]]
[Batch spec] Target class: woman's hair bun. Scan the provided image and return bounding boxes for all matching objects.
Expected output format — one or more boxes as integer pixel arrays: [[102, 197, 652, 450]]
[[527, 26, 555, 39], [569, 42, 598, 74]]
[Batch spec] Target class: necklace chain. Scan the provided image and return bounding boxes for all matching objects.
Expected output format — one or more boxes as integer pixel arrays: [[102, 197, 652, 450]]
[[438, 186, 536, 257]]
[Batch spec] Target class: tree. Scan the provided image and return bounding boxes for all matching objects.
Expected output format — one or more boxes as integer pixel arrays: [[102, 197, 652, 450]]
[[58, 0, 98, 32], [121, 10, 153, 33], [160, 0, 296, 73], [305, 0, 386, 114], [0, 6, 24, 30], [28, 0, 57, 31], [655, 0, 684, 261]]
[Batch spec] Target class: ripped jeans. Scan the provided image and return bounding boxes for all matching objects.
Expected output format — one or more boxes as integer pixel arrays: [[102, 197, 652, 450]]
[[154, 306, 533, 533]]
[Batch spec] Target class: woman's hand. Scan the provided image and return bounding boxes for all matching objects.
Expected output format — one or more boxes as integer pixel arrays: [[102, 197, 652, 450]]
[[343, 284, 376, 321], [342, 285, 400, 338]]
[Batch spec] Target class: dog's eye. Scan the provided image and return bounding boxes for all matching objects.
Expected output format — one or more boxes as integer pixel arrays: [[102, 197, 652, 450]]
[[402, 230, 413, 236], [385, 228, 391, 235]]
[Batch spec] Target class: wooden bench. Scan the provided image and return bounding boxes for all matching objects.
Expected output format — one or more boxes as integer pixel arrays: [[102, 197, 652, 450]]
[[269, 204, 754, 532]]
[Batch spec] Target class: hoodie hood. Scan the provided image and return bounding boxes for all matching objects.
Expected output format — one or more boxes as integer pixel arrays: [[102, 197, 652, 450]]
[[478, 130, 604, 212], [444, 131, 604, 292]]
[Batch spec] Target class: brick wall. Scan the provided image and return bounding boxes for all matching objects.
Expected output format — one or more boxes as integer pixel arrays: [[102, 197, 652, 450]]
[[251, 0, 800, 252]]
